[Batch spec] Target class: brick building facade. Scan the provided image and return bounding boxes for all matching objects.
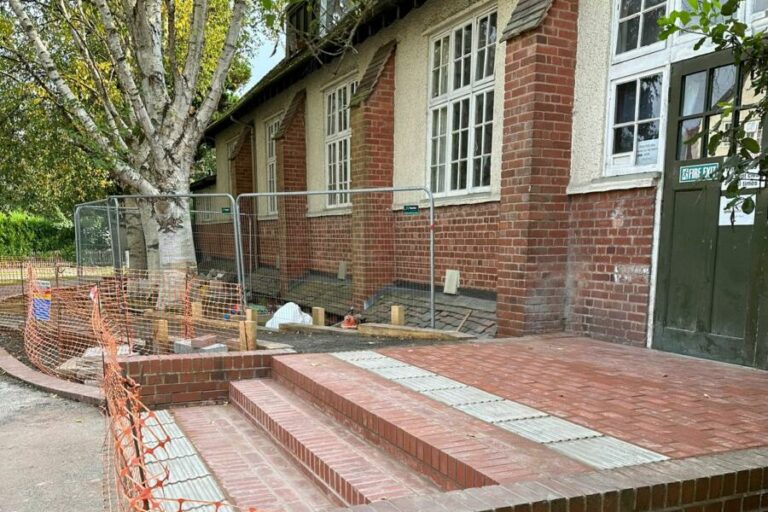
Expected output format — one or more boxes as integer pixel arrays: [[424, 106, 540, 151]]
[[199, 0, 768, 364]]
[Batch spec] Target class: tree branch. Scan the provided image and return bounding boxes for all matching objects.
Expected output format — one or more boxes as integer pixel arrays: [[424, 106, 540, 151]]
[[179, 0, 246, 149]]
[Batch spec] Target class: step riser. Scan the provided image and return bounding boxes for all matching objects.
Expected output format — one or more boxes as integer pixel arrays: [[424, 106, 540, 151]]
[[229, 384, 357, 506], [271, 358, 495, 491]]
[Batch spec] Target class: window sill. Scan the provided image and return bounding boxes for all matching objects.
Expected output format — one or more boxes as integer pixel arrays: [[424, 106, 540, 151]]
[[567, 172, 661, 196], [255, 214, 278, 222], [306, 207, 352, 218], [401, 192, 500, 210]]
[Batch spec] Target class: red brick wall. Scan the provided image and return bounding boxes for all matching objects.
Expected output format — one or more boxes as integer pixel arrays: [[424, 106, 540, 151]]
[[276, 91, 311, 293], [350, 49, 396, 307], [566, 187, 657, 346], [496, 0, 578, 337], [230, 130, 254, 197], [309, 214, 352, 276], [255, 219, 279, 268], [394, 202, 499, 292], [119, 350, 293, 407], [194, 222, 236, 262]]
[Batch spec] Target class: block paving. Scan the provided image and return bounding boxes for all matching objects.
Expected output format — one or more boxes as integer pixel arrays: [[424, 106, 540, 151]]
[[381, 335, 768, 458], [162, 335, 768, 511]]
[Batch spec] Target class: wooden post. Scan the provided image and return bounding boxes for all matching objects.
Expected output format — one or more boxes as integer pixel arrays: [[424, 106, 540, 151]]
[[312, 307, 325, 326], [246, 308, 254, 321], [239, 320, 257, 351], [191, 301, 203, 318], [391, 305, 405, 326], [153, 319, 169, 353]]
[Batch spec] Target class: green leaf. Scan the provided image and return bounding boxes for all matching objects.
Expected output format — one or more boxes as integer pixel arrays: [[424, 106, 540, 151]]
[[742, 137, 760, 153], [721, 0, 738, 15], [742, 196, 755, 214]]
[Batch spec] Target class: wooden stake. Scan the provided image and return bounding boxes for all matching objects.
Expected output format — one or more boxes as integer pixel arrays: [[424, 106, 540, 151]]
[[246, 308, 255, 321], [239, 320, 257, 351], [153, 319, 169, 352], [312, 307, 325, 326], [391, 305, 405, 326], [191, 301, 203, 318]]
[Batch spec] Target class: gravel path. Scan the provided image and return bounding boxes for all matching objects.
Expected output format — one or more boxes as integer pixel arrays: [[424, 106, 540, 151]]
[[0, 374, 104, 512]]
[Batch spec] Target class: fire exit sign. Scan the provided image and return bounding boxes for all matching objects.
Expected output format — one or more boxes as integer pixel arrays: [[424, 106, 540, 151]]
[[679, 163, 719, 183]]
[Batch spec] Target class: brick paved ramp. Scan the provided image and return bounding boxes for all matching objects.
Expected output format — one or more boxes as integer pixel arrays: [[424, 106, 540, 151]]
[[166, 334, 768, 512], [381, 335, 768, 458]]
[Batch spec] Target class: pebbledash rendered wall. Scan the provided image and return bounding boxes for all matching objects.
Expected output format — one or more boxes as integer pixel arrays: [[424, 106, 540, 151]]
[[204, 0, 661, 344]]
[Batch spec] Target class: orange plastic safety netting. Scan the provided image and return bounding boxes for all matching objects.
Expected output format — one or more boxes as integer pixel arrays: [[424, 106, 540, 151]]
[[93, 287, 256, 512], [21, 266, 246, 383]]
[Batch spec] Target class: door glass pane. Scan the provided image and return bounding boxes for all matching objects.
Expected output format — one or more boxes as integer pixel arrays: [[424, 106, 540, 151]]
[[681, 71, 707, 116], [710, 65, 737, 109], [678, 117, 704, 160], [638, 74, 662, 120], [640, 6, 664, 47], [740, 74, 766, 106], [616, 17, 640, 54], [637, 121, 659, 164], [614, 126, 635, 154], [740, 109, 764, 154], [706, 113, 731, 157], [615, 81, 637, 124]]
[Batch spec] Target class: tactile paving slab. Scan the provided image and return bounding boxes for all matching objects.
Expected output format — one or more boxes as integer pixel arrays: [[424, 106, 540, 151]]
[[456, 400, 547, 423], [371, 365, 435, 379], [496, 416, 601, 444], [395, 375, 468, 392], [422, 387, 503, 406], [549, 436, 668, 469]]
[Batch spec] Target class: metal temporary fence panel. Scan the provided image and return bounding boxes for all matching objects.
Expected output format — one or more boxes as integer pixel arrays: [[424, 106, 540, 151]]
[[102, 193, 247, 309], [236, 187, 435, 329]]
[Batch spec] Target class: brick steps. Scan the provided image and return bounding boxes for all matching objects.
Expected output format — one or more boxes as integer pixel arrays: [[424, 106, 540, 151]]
[[270, 353, 590, 490], [229, 379, 439, 506], [173, 405, 337, 512]]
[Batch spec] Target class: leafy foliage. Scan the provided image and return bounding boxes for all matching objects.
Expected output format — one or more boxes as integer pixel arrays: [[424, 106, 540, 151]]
[[0, 211, 74, 258], [659, 0, 768, 216]]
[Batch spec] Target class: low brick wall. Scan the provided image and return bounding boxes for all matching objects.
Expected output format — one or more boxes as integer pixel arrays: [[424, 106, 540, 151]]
[[341, 447, 768, 512], [119, 349, 294, 407]]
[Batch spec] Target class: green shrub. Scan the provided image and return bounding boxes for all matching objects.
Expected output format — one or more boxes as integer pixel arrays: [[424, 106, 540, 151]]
[[0, 211, 74, 258]]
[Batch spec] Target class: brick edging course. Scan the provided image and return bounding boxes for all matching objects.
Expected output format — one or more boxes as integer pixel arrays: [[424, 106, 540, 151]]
[[120, 349, 295, 407], [339, 447, 768, 512], [0, 347, 104, 406]]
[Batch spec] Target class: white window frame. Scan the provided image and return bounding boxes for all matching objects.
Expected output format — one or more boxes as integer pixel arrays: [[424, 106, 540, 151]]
[[319, 0, 350, 35], [750, 0, 768, 25], [611, 0, 670, 65], [265, 114, 281, 215], [324, 79, 357, 208], [604, 67, 668, 176], [426, 8, 497, 198]]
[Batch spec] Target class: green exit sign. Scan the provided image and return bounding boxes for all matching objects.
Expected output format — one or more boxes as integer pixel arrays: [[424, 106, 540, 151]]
[[403, 205, 420, 216], [679, 163, 719, 183], [221, 207, 231, 214]]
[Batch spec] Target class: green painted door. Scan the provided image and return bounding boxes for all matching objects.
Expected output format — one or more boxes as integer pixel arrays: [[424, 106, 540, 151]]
[[654, 51, 768, 368]]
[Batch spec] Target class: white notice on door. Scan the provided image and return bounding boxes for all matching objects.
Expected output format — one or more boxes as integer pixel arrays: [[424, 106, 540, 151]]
[[719, 195, 756, 226]]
